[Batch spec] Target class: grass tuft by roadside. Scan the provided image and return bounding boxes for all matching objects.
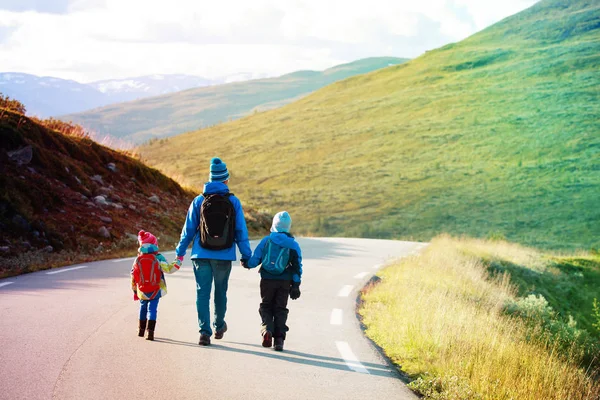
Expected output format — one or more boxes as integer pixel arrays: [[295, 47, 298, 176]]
[[359, 235, 600, 400]]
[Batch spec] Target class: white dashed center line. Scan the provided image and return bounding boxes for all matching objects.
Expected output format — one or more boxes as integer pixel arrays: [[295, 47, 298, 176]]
[[0, 282, 14, 288], [338, 285, 353, 297], [330, 309, 343, 325], [354, 272, 369, 279], [335, 341, 369, 374], [46, 266, 88, 275]]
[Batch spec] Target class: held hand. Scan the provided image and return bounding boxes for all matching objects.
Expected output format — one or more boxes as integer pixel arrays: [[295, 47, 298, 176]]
[[176, 255, 184, 263], [133, 291, 139, 301], [289, 285, 301, 300], [240, 259, 250, 269]]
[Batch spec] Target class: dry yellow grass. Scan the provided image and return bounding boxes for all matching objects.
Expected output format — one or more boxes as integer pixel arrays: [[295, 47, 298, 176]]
[[360, 236, 600, 399]]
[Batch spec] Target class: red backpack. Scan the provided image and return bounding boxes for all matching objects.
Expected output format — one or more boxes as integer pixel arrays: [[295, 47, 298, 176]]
[[132, 254, 161, 293]]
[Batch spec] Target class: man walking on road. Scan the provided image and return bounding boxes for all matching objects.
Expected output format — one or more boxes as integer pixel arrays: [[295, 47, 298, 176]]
[[175, 157, 253, 345]]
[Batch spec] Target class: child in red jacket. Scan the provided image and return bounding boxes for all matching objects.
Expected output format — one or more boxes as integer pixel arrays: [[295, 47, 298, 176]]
[[131, 230, 181, 340]]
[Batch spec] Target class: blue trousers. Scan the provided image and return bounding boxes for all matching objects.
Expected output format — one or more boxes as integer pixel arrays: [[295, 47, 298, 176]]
[[139, 296, 160, 321], [192, 259, 232, 336]]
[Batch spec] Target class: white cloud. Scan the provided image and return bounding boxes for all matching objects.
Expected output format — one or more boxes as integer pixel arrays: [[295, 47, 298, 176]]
[[0, 0, 538, 82]]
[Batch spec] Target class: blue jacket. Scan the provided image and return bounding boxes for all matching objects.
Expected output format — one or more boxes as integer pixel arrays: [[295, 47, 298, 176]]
[[175, 182, 252, 261], [248, 232, 303, 284]]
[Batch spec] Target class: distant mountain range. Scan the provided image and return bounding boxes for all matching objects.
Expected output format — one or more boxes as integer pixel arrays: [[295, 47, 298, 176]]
[[64, 57, 407, 144], [0, 73, 234, 117]]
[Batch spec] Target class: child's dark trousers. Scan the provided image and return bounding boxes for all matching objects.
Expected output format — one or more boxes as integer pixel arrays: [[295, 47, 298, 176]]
[[259, 279, 291, 339]]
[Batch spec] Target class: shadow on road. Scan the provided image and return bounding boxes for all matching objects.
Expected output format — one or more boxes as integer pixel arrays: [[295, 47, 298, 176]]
[[153, 338, 398, 378]]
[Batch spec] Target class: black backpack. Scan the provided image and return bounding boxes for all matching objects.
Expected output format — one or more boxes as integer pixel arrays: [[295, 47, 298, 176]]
[[199, 193, 236, 250]]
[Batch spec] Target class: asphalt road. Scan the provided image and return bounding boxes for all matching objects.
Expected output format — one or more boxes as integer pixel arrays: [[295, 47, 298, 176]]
[[0, 237, 425, 400]]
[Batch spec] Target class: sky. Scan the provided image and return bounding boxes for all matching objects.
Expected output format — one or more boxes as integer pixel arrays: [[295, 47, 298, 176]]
[[0, 0, 537, 83]]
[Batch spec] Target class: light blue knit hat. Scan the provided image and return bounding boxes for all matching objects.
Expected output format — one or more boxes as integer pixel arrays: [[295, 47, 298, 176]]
[[271, 211, 292, 233], [209, 157, 229, 182]]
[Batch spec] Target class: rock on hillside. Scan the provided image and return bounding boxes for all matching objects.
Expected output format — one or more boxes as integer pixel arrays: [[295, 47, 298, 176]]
[[0, 107, 270, 277]]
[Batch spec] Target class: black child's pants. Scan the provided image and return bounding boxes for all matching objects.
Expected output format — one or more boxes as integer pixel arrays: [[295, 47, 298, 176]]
[[259, 278, 291, 339]]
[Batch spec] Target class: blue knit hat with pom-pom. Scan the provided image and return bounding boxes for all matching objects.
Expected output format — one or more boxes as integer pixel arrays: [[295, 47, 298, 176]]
[[209, 157, 230, 182]]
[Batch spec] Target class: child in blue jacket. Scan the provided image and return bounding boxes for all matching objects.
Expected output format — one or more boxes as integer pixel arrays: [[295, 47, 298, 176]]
[[246, 211, 302, 351]]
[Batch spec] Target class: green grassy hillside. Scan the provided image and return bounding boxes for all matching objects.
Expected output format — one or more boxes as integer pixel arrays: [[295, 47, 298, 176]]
[[64, 57, 406, 144], [139, 0, 600, 250]]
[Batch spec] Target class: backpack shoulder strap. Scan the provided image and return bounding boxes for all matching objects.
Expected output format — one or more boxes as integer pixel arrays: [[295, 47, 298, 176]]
[[277, 245, 290, 265], [264, 238, 272, 255], [135, 255, 145, 281], [259, 239, 272, 267], [150, 256, 160, 283]]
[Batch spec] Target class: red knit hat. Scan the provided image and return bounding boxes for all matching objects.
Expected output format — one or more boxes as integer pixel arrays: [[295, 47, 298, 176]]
[[138, 230, 157, 245]]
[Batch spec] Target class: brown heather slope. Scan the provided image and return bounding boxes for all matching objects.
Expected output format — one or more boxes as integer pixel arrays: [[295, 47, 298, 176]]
[[0, 106, 270, 278]]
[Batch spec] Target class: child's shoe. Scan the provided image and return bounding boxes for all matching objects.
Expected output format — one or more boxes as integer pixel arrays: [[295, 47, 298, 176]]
[[146, 320, 156, 341], [274, 337, 284, 351], [262, 331, 272, 348], [138, 320, 147, 337]]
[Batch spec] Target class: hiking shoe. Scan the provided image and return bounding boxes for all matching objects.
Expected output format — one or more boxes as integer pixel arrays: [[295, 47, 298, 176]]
[[214, 322, 227, 340], [274, 337, 284, 351], [199, 334, 211, 346], [146, 320, 156, 341], [262, 331, 273, 348], [138, 320, 147, 337]]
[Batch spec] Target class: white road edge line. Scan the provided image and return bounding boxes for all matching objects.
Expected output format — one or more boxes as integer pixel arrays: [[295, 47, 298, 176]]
[[338, 285, 353, 297], [372, 264, 382, 269], [330, 309, 343, 325], [335, 341, 370, 374], [354, 272, 369, 279], [0, 282, 14, 288], [46, 266, 88, 275], [112, 257, 136, 263]]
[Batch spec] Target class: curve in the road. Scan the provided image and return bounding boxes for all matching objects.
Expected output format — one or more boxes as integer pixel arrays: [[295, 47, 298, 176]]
[[0, 237, 423, 400]]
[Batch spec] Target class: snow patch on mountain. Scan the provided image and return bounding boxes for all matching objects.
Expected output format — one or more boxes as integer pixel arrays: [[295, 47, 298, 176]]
[[94, 80, 149, 93]]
